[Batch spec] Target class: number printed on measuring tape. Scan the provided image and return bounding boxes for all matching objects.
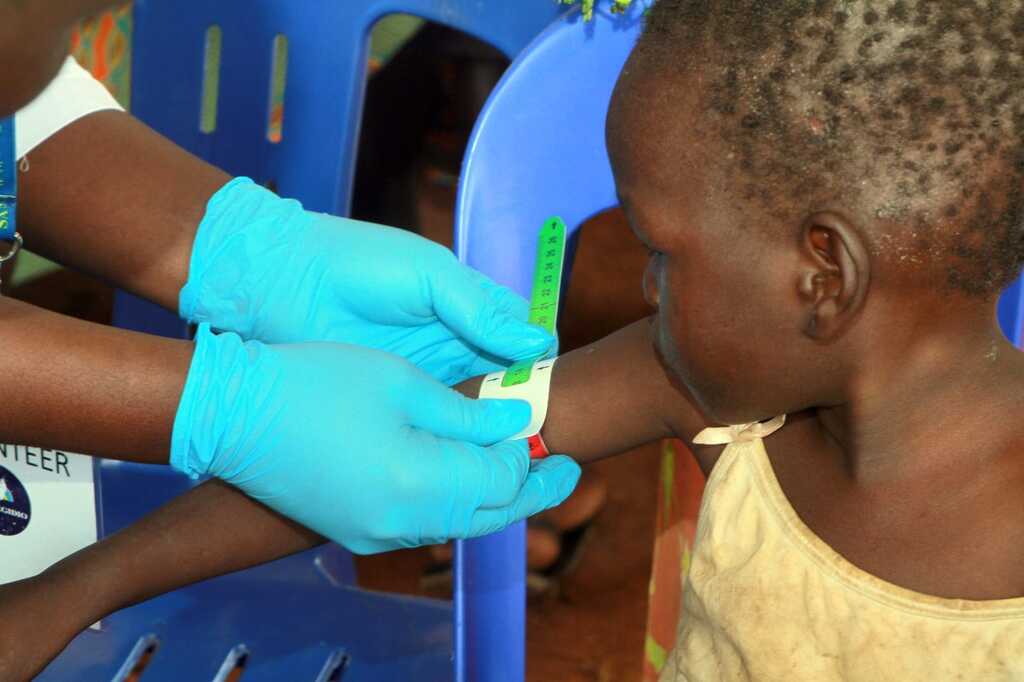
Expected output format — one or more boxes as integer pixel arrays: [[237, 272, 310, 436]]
[[480, 358, 558, 441], [0, 117, 18, 242], [502, 216, 567, 388]]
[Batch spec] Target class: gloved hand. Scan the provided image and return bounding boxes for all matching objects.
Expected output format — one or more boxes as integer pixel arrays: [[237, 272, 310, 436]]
[[180, 178, 553, 385], [172, 325, 581, 554]]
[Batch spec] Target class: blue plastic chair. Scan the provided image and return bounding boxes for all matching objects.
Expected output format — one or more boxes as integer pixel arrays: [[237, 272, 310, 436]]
[[113, 0, 563, 338], [41, 2, 563, 681], [998, 277, 1024, 346], [453, 4, 645, 680]]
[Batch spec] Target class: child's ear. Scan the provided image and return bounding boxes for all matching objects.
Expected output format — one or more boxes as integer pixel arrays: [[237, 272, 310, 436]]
[[796, 212, 871, 341]]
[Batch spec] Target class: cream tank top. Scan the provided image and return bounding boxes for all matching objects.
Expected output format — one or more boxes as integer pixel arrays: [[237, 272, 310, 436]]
[[660, 416, 1024, 681]]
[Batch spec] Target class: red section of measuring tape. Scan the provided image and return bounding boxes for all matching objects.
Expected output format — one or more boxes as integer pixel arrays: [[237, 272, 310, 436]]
[[528, 433, 550, 459]]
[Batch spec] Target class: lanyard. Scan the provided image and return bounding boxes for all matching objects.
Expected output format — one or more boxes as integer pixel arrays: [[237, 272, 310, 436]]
[[0, 117, 22, 273], [0, 117, 17, 241]]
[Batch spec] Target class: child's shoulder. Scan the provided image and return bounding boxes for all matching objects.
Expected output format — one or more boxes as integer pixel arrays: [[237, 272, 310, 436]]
[[761, 410, 1024, 601]]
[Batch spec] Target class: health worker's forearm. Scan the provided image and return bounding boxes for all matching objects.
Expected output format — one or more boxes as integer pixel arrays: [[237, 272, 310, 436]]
[[0, 295, 190, 462], [47, 479, 321, 616], [457, 317, 708, 462], [0, 479, 322, 680], [19, 110, 230, 312]]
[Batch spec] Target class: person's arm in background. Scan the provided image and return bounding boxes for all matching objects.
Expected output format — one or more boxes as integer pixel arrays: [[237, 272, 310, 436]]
[[18, 109, 226, 312], [18, 99, 220, 316], [0, 317, 708, 680], [0, 480, 321, 682]]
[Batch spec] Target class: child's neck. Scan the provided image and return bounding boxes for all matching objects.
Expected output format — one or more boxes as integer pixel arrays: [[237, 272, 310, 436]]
[[815, 307, 1024, 484]]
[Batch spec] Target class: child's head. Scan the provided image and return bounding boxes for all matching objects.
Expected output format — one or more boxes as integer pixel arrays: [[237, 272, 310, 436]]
[[607, 0, 1024, 424]]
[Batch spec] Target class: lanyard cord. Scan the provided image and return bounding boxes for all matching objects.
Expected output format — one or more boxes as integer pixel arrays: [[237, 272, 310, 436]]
[[0, 117, 24, 269]]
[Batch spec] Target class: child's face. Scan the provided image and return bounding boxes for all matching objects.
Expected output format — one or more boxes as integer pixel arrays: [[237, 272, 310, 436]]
[[607, 67, 822, 426]]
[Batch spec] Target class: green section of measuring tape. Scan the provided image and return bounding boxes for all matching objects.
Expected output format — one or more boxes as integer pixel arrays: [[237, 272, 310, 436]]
[[502, 216, 568, 387]]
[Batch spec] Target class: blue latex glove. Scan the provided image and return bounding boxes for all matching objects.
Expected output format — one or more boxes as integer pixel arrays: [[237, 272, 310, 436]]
[[181, 178, 554, 385], [172, 325, 581, 554]]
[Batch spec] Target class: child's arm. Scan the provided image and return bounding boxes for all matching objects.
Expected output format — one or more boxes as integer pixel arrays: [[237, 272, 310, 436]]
[[460, 317, 709, 462], [0, 479, 322, 681]]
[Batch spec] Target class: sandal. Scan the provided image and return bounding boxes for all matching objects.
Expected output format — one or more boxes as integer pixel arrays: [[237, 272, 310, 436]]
[[420, 470, 607, 598], [419, 516, 597, 599]]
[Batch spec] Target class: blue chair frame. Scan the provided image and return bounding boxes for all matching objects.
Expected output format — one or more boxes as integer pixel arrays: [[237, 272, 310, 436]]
[[454, 4, 645, 680], [999, 277, 1024, 346], [114, 0, 563, 337], [41, 2, 565, 680]]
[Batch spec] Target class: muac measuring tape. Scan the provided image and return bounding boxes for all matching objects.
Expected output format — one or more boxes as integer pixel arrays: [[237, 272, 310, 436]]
[[0, 116, 23, 283], [478, 216, 567, 458]]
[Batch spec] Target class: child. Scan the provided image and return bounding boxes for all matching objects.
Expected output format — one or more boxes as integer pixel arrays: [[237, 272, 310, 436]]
[[6, 1, 1024, 679], [613, 2, 1024, 676]]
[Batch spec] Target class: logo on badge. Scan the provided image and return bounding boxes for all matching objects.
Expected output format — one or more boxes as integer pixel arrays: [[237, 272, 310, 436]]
[[0, 466, 30, 536]]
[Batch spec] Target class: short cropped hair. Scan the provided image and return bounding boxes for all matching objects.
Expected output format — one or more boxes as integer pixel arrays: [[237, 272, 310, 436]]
[[632, 1, 1024, 295]]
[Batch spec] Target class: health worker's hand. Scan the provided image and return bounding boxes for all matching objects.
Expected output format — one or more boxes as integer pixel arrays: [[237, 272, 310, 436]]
[[171, 325, 581, 553], [180, 178, 553, 386]]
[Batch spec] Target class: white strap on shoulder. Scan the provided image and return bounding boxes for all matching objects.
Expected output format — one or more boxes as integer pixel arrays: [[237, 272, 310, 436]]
[[693, 414, 787, 446], [15, 57, 123, 160]]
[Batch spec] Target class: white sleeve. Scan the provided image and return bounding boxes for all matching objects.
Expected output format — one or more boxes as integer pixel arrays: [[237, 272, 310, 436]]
[[14, 56, 123, 160]]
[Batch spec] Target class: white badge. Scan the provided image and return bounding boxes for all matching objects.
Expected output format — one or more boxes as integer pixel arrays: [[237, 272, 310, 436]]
[[0, 445, 99, 584]]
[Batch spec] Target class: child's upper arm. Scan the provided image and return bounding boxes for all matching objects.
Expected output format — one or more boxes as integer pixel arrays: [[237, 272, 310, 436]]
[[459, 317, 716, 463]]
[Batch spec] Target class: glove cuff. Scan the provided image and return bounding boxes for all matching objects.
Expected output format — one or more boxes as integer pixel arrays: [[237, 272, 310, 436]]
[[170, 323, 272, 480], [179, 177, 310, 337]]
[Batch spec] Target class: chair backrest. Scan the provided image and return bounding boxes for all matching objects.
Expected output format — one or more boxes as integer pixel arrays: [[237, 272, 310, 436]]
[[116, 0, 563, 338], [998, 276, 1024, 346], [453, 4, 644, 681], [132, 0, 563, 215]]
